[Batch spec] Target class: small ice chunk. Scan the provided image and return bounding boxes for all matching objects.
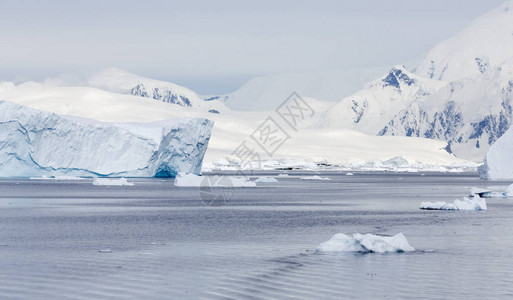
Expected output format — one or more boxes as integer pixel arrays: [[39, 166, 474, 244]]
[[255, 177, 278, 183], [174, 172, 204, 187], [98, 249, 112, 253], [420, 195, 486, 211], [469, 187, 506, 198], [316, 233, 414, 254], [346, 172, 354, 176], [300, 175, 330, 181], [469, 187, 491, 197], [93, 177, 134, 186], [277, 174, 289, 177]]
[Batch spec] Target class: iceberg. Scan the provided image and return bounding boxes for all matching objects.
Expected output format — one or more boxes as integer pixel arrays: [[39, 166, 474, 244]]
[[480, 126, 513, 180], [316, 233, 415, 254], [0, 101, 213, 177], [420, 195, 487, 211]]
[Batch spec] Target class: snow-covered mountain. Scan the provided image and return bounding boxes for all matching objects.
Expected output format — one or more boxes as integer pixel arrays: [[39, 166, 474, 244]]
[[81, 68, 227, 113], [324, 66, 446, 134], [215, 66, 389, 111], [300, 1, 513, 161], [380, 61, 513, 160]]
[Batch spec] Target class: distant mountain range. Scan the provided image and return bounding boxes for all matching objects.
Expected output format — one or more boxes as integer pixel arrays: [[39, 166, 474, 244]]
[[1, 2, 512, 163]]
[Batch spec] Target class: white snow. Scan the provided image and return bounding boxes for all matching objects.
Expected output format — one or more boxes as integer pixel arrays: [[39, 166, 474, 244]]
[[420, 195, 487, 211], [316, 233, 415, 254], [300, 175, 330, 181], [0, 101, 212, 177], [93, 178, 134, 186], [255, 177, 278, 183], [174, 172, 256, 187]]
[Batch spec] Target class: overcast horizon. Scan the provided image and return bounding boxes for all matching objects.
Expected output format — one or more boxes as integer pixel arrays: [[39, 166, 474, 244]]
[[0, 0, 506, 94]]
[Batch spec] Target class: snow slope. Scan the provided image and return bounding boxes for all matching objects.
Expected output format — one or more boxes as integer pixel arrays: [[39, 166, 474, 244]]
[[0, 100, 212, 177]]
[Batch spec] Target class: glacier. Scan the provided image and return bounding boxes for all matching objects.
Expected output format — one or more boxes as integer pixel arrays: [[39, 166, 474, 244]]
[[0, 100, 213, 177]]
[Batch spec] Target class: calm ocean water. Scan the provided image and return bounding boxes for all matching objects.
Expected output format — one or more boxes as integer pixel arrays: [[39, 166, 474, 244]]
[[1, 171, 512, 299]]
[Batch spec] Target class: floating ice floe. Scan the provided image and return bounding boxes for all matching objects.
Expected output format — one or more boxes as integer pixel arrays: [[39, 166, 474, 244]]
[[300, 175, 330, 181], [93, 177, 134, 186], [277, 174, 289, 177], [174, 172, 204, 187], [346, 172, 354, 176], [420, 195, 487, 211], [255, 177, 278, 183], [174, 172, 256, 187], [316, 233, 414, 254], [468, 187, 506, 198]]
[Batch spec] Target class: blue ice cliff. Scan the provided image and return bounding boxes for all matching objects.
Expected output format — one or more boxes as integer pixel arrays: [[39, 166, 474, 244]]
[[0, 100, 213, 177]]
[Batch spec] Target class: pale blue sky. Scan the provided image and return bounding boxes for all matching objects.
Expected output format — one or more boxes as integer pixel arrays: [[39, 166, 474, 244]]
[[0, 0, 505, 94]]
